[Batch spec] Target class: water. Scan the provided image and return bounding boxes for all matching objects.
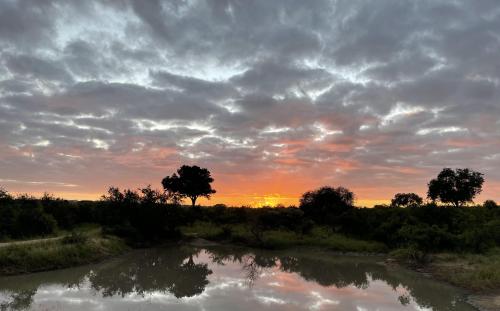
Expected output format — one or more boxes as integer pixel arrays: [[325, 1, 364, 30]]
[[0, 245, 475, 311]]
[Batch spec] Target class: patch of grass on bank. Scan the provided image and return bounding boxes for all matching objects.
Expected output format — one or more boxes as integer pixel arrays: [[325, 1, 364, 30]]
[[0, 235, 128, 275], [180, 221, 387, 253], [428, 248, 500, 291], [262, 227, 386, 252], [0, 223, 101, 243]]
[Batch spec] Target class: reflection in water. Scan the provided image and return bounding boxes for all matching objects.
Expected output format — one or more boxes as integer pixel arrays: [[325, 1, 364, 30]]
[[87, 248, 212, 298], [0, 245, 474, 311]]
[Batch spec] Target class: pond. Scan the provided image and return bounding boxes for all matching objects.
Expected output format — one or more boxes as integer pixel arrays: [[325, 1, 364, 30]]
[[0, 244, 475, 310]]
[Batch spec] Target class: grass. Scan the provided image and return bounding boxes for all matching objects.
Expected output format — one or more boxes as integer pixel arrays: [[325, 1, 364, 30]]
[[0, 223, 101, 243], [180, 221, 387, 253], [0, 234, 128, 275], [389, 247, 500, 292], [428, 248, 500, 291]]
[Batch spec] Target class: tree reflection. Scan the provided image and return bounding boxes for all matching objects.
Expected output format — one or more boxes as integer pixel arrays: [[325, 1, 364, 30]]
[[88, 248, 212, 298], [204, 246, 470, 310], [0, 246, 471, 310], [0, 289, 36, 311]]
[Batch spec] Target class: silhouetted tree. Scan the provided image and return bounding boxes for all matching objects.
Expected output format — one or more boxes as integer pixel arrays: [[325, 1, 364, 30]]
[[0, 186, 11, 201], [139, 185, 167, 206], [162, 165, 216, 208], [427, 168, 484, 207], [483, 200, 498, 209], [123, 189, 140, 206], [101, 187, 125, 203], [299, 186, 354, 221], [391, 193, 423, 208]]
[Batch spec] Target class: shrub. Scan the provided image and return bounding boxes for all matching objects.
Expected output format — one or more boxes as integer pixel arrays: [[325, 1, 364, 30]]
[[484, 200, 498, 209], [460, 221, 500, 253], [397, 224, 454, 252], [390, 246, 429, 266], [14, 206, 57, 238], [214, 226, 232, 240], [62, 231, 88, 245]]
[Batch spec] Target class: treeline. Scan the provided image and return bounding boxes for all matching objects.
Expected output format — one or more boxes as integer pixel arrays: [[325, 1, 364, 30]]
[[0, 191, 95, 239], [0, 166, 499, 255], [0, 186, 183, 243]]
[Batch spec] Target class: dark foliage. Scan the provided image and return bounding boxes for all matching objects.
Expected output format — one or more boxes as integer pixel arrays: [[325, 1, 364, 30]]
[[99, 186, 186, 243], [427, 168, 484, 207], [391, 193, 423, 208], [483, 199, 498, 209], [162, 165, 216, 208], [0, 191, 58, 239], [299, 186, 354, 223]]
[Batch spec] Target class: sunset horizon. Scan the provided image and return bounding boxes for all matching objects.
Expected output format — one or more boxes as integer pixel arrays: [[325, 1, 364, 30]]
[[2, 169, 496, 207]]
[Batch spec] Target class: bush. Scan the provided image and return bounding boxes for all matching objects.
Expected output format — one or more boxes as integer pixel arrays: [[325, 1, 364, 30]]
[[397, 224, 454, 252], [390, 246, 429, 266], [62, 231, 88, 245], [14, 206, 57, 238], [484, 200, 498, 209], [214, 226, 232, 240], [460, 221, 500, 253]]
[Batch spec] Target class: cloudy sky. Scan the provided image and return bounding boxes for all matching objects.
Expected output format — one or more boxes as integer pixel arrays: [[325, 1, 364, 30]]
[[1, 0, 499, 206]]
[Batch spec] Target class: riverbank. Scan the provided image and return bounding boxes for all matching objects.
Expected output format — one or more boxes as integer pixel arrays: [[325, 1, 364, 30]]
[[388, 248, 500, 311], [429, 250, 500, 311], [1, 222, 498, 310], [0, 233, 128, 276], [180, 222, 500, 309]]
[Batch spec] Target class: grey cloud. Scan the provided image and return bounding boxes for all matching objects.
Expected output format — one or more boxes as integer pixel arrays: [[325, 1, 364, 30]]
[[4, 54, 73, 83], [363, 52, 436, 82], [0, 79, 36, 94], [232, 60, 334, 96], [0, 0, 499, 201], [150, 70, 237, 100], [0, 0, 56, 48]]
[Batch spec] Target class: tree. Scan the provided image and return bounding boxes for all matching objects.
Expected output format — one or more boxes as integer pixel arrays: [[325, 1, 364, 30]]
[[427, 168, 484, 207], [101, 187, 125, 203], [162, 165, 216, 208], [139, 185, 168, 206], [483, 200, 498, 209], [0, 187, 11, 201], [391, 193, 423, 208], [299, 186, 354, 221]]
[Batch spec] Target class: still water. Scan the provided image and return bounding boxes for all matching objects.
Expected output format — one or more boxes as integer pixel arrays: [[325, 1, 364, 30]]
[[0, 245, 475, 311]]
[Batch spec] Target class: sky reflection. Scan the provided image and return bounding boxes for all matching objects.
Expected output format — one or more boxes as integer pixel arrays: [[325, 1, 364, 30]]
[[0, 246, 474, 311]]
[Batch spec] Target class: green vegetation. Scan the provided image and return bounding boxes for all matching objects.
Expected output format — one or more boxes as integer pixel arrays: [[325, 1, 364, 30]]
[[181, 221, 386, 252], [0, 234, 128, 275], [390, 248, 500, 291], [428, 249, 500, 291]]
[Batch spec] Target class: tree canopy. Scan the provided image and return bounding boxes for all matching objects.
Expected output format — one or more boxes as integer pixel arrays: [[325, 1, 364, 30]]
[[391, 193, 423, 208], [427, 168, 484, 207], [299, 186, 354, 221], [162, 165, 216, 207], [483, 200, 498, 209]]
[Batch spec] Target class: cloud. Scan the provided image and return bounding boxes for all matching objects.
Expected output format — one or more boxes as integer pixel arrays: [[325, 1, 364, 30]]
[[0, 0, 499, 204], [4, 53, 74, 83]]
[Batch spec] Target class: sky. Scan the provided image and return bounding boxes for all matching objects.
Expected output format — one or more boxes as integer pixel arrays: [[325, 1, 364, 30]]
[[0, 0, 499, 207]]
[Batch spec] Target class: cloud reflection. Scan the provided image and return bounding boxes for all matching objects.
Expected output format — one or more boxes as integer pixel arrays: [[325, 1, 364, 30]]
[[0, 245, 474, 310]]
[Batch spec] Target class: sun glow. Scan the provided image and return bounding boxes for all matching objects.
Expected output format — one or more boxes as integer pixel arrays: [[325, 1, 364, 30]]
[[254, 195, 286, 207]]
